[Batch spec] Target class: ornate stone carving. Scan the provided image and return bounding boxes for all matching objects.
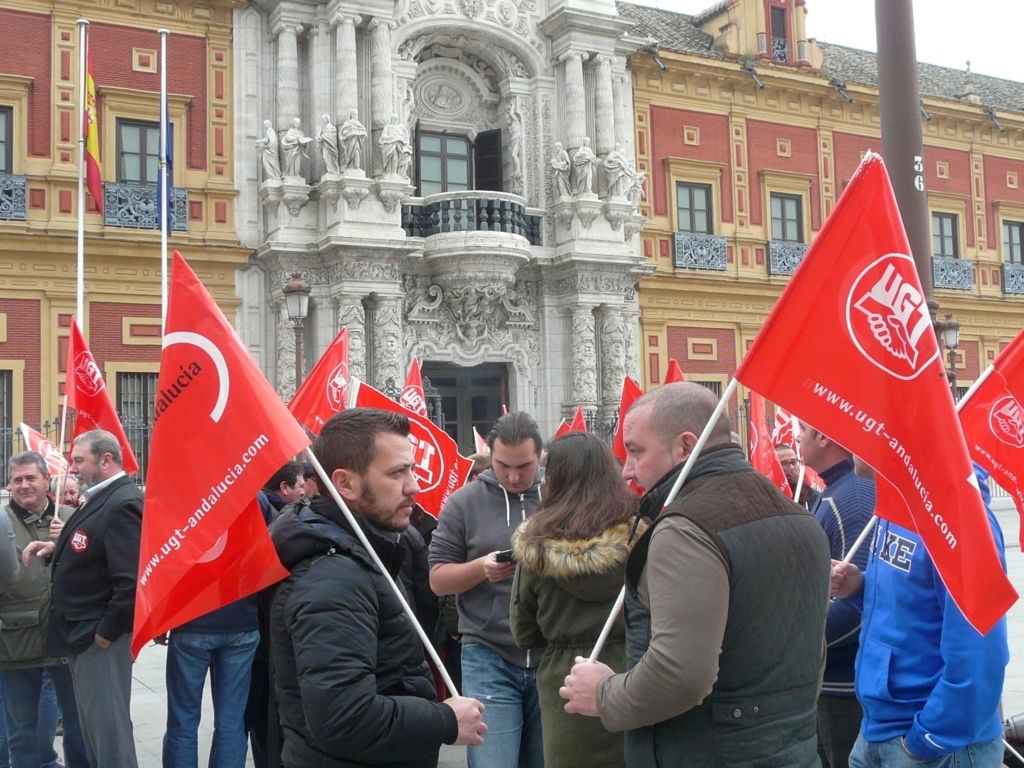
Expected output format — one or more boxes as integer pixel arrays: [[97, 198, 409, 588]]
[[336, 297, 367, 382], [276, 303, 297, 400], [600, 310, 628, 417], [574, 197, 603, 229], [280, 117, 313, 179], [603, 198, 635, 231], [256, 120, 282, 181], [339, 110, 366, 171], [507, 97, 525, 196], [571, 308, 598, 405], [341, 177, 372, 209], [458, 0, 485, 19], [373, 298, 404, 389], [317, 115, 340, 175], [380, 114, 412, 179], [375, 176, 415, 213]]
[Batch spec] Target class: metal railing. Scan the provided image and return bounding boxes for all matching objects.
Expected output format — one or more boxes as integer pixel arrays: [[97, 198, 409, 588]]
[[0, 173, 27, 221], [104, 182, 187, 231], [933, 256, 974, 290], [674, 232, 728, 271], [402, 191, 542, 245]]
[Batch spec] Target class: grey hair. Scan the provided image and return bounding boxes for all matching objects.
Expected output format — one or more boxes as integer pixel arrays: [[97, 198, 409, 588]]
[[8, 451, 49, 479], [49, 475, 78, 494], [628, 382, 732, 451], [74, 430, 123, 466]]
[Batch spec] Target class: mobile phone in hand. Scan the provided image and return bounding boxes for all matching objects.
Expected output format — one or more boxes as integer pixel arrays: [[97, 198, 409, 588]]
[[495, 549, 516, 563]]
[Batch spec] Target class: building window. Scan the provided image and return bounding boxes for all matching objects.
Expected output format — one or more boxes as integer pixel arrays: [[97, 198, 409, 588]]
[[676, 183, 713, 234], [693, 379, 722, 397], [770, 193, 803, 242], [116, 119, 161, 184], [932, 212, 959, 258], [417, 133, 470, 196], [0, 106, 11, 174], [1004, 221, 1024, 264], [770, 6, 789, 63], [116, 371, 156, 480]]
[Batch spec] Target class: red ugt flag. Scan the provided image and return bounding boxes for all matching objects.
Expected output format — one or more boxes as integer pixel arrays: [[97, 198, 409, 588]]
[[401, 357, 429, 417], [735, 152, 1016, 634], [771, 406, 797, 448], [134, 252, 308, 657], [959, 328, 1024, 547], [353, 380, 472, 518], [749, 392, 792, 498], [66, 319, 139, 475], [19, 423, 69, 478], [612, 376, 645, 496], [664, 359, 686, 384], [289, 326, 349, 436]]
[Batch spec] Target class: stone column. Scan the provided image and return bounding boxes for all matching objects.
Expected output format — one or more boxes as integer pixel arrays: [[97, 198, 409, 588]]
[[309, 21, 332, 177], [333, 14, 361, 120], [622, 304, 640, 380], [275, 300, 298, 400], [336, 293, 367, 382], [570, 306, 598, 407], [311, 289, 336, 359], [560, 51, 588, 151], [592, 55, 615, 156], [599, 306, 628, 420], [612, 64, 634, 157], [275, 23, 302, 130], [372, 295, 404, 391], [369, 19, 395, 132]]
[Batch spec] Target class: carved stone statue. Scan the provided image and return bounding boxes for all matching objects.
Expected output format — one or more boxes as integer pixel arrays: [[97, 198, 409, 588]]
[[339, 109, 367, 171], [603, 142, 631, 198], [629, 168, 647, 208], [507, 100, 524, 195], [255, 120, 281, 181], [280, 117, 313, 178], [571, 137, 598, 195], [380, 114, 412, 178], [551, 142, 572, 198], [316, 114, 340, 175]]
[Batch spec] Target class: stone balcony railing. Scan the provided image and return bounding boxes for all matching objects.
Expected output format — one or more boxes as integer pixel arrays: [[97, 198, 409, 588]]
[[104, 182, 188, 231], [673, 231, 727, 271], [1003, 263, 1024, 296], [402, 191, 542, 246], [932, 256, 974, 290], [0, 173, 27, 221], [767, 240, 810, 276]]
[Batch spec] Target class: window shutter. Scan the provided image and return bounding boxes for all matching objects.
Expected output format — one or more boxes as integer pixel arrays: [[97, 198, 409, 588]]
[[474, 130, 502, 191]]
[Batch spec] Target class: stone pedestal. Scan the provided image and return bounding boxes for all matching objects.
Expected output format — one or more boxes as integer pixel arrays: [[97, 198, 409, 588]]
[[603, 197, 635, 231], [374, 174, 415, 214], [574, 194, 603, 229]]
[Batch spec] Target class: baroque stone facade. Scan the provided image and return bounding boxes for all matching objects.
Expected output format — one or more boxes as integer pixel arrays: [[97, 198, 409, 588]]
[[233, 0, 652, 438]]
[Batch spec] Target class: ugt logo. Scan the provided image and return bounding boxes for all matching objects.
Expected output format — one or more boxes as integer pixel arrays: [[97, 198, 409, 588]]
[[990, 394, 1024, 449], [325, 361, 349, 412], [846, 254, 938, 380], [74, 353, 105, 397], [407, 414, 444, 493]]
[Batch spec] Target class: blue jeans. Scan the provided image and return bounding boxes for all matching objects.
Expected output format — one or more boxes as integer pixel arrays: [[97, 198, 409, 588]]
[[0, 665, 87, 768], [0, 674, 59, 768], [461, 643, 543, 768], [849, 733, 1004, 767], [163, 630, 260, 768]]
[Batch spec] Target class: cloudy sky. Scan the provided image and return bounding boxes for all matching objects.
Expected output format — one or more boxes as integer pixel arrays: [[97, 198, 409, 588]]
[[638, 0, 1023, 82]]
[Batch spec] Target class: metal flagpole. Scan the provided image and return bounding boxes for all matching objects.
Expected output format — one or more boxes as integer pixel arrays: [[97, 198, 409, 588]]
[[158, 29, 170, 331], [588, 377, 740, 662], [793, 464, 805, 503], [76, 19, 89, 328]]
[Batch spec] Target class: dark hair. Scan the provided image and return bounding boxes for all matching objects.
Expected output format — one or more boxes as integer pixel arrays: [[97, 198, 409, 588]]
[[263, 460, 302, 494], [487, 411, 542, 455], [75, 429, 123, 466], [314, 408, 410, 478], [524, 432, 637, 541]]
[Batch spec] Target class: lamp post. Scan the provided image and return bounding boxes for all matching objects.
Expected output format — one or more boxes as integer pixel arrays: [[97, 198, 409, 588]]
[[936, 313, 960, 399], [282, 273, 311, 388]]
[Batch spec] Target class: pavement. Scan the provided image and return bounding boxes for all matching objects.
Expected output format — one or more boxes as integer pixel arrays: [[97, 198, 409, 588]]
[[54, 497, 1024, 766]]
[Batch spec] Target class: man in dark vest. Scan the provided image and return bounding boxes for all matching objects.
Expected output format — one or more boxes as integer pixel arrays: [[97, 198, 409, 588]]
[[561, 382, 831, 767]]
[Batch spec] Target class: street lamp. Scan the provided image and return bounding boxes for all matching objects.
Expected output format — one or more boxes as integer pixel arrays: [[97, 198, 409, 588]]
[[282, 272, 311, 387], [936, 313, 960, 398]]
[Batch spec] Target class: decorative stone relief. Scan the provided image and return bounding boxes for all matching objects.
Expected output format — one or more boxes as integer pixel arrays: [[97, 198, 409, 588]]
[[373, 298, 405, 389], [600, 310, 627, 416], [507, 97, 525, 196], [337, 297, 367, 382], [571, 308, 598, 405], [276, 303, 297, 400]]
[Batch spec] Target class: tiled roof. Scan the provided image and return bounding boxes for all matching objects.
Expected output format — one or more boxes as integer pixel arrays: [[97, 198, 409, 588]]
[[616, 1, 1024, 117]]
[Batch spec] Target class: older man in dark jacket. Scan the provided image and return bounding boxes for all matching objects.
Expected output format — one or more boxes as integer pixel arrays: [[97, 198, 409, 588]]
[[269, 408, 486, 767]]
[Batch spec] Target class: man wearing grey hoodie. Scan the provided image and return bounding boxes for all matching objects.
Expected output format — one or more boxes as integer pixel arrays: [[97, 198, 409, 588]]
[[429, 411, 545, 768]]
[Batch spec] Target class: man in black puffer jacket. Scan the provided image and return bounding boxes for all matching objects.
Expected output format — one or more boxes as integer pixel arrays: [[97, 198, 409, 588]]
[[270, 408, 486, 767]]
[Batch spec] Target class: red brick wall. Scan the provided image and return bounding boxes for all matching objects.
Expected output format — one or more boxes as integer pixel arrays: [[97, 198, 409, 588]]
[[0, 9, 51, 158], [0, 299, 41, 424], [649, 106, 732, 219], [88, 303, 161, 369], [90, 23, 208, 170], [958, 339, 980, 380], [666, 326, 737, 375], [983, 155, 1024, 248], [832, 132, 882, 191], [746, 119, 821, 230]]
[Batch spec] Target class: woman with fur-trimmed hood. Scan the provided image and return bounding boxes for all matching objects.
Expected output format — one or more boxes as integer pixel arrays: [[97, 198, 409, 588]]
[[511, 432, 643, 768]]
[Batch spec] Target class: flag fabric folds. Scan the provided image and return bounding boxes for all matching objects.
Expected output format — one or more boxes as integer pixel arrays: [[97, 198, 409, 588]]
[[568, 406, 588, 433], [352, 380, 472, 518], [552, 420, 570, 440], [612, 376, 645, 495], [19, 423, 69, 478], [473, 427, 490, 455], [664, 359, 686, 384], [133, 252, 308, 657], [66, 319, 139, 475], [401, 357, 428, 417], [735, 152, 1016, 634], [288, 327, 350, 436], [83, 44, 103, 214], [959, 329, 1024, 547], [748, 392, 792, 498]]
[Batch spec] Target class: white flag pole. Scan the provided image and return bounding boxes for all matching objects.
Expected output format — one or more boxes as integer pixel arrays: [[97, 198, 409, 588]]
[[955, 363, 995, 413], [75, 19, 89, 328], [158, 29, 170, 332], [303, 447, 458, 696], [588, 377, 739, 662], [793, 463, 805, 503]]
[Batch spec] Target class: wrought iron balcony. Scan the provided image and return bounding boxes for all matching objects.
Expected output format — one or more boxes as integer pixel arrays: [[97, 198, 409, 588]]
[[673, 231, 727, 271], [932, 256, 973, 290], [0, 173, 27, 221], [768, 240, 809, 276], [104, 182, 187, 231], [772, 37, 789, 63], [1003, 263, 1024, 296], [402, 192, 542, 246]]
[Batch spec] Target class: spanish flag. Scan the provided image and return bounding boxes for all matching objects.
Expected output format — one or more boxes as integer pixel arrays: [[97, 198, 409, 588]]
[[83, 44, 103, 214]]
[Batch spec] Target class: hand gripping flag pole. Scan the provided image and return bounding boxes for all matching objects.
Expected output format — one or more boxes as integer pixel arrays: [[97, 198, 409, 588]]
[[303, 447, 461, 696], [588, 378, 738, 663]]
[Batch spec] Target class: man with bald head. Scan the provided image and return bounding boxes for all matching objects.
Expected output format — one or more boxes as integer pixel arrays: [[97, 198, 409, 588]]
[[561, 382, 832, 767]]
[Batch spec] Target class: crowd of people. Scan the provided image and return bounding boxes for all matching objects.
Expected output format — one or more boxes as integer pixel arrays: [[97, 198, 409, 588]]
[[0, 381, 1012, 767]]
